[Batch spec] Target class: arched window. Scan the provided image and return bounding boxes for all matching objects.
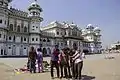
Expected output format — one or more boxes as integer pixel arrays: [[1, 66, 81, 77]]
[[42, 48, 47, 56], [43, 39, 46, 42], [17, 25, 20, 32], [9, 24, 13, 31], [24, 26, 27, 32], [47, 39, 50, 42]]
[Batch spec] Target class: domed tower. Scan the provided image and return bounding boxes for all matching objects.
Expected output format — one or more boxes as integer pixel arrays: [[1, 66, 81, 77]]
[[94, 27, 102, 53], [86, 24, 94, 30], [0, 0, 12, 56], [28, 0, 43, 48], [94, 27, 101, 35]]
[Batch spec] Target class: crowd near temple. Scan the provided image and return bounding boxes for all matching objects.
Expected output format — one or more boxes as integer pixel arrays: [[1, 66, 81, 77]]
[[0, 0, 102, 57]]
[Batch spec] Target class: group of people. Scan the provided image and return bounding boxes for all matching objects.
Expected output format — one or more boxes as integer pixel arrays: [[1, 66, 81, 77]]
[[28, 47, 43, 73], [51, 44, 85, 80], [27, 43, 85, 80]]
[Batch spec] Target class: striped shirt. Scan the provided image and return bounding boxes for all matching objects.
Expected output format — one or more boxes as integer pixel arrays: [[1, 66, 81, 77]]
[[73, 50, 85, 63]]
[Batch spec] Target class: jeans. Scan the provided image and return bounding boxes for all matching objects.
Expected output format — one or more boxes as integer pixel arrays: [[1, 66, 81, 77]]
[[60, 62, 67, 77], [37, 61, 43, 72], [66, 61, 72, 77], [71, 62, 75, 78], [29, 59, 36, 73], [51, 61, 59, 78], [74, 61, 83, 79]]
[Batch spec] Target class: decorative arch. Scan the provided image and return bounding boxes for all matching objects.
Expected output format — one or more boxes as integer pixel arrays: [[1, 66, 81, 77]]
[[43, 39, 46, 42], [42, 48, 47, 56], [9, 24, 13, 31], [17, 25, 20, 32], [47, 47, 51, 55], [24, 26, 27, 32]]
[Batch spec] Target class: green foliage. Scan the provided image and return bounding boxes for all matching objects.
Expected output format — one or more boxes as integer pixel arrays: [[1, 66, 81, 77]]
[[43, 61, 49, 68]]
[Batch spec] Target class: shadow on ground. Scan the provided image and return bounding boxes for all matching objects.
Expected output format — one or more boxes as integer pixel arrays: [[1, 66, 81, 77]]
[[82, 75, 95, 80]]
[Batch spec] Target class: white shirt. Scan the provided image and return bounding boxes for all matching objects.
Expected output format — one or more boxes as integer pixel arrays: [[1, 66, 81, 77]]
[[37, 51, 42, 55]]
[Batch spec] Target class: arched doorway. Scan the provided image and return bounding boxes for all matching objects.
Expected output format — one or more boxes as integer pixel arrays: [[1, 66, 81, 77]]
[[1, 49, 3, 55], [47, 48, 51, 56], [42, 48, 47, 56]]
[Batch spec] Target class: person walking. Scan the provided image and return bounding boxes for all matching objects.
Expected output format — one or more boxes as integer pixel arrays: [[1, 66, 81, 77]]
[[51, 45, 60, 79], [36, 48, 43, 73], [28, 46, 37, 73]]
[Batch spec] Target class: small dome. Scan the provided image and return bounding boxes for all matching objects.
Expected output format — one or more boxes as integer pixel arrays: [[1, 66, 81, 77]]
[[28, 0, 42, 12], [69, 24, 77, 29], [86, 24, 94, 29], [87, 24, 93, 27], [94, 27, 100, 31], [70, 24, 77, 27], [31, 1, 39, 7], [70, 22, 77, 26]]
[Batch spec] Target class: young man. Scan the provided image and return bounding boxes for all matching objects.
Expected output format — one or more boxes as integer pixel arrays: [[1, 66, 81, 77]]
[[69, 48, 76, 79], [51, 45, 60, 79], [71, 44, 85, 80], [64, 48, 72, 78], [28, 47, 37, 73]]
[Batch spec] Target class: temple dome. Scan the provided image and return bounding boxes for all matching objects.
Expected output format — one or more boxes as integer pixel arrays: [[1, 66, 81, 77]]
[[86, 24, 94, 29], [94, 27, 100, 31], [87, 24, 93, 27], [28, 0, 42, 12]]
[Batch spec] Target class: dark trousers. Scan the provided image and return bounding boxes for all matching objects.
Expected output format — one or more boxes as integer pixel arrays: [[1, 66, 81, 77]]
[[29, 59, 36, 73], [60, 62, 67, 77], [74, 61, 83, 79], [51, 61, 59, 78], [71, 62, 75, 78], [66, 62, 72, 77]]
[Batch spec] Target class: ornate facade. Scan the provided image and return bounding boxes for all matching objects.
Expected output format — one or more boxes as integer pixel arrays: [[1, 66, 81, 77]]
[[82, 24, 102, 53], [0, 0, 102, 57]]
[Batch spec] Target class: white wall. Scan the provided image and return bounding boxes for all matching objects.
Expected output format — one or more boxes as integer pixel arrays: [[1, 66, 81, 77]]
[[30, 21, 40, 33], [16, 46, 20, 55], [7, 45, 12, 55], [29, 34, 40, 44]]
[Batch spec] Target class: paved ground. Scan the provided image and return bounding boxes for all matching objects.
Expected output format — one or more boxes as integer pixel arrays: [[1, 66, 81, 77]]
[[0, 53, 120, 80]]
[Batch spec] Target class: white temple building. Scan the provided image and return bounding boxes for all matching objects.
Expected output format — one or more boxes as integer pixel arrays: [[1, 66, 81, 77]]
[[0, 0, 102, 57]]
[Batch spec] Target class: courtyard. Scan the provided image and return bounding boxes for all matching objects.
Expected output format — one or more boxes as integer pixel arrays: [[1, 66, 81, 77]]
[[0, 53, 120, 80]]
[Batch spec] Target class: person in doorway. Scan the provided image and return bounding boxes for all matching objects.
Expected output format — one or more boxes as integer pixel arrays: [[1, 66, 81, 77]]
[[51, 45, 60, 79], [28, 46, 37, 73], [36, 48, 43, 73]]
